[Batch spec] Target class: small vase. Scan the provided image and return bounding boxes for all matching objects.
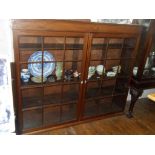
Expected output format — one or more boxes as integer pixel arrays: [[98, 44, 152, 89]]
[[21, 69, 30, 83], [55, 62, 63, 80]]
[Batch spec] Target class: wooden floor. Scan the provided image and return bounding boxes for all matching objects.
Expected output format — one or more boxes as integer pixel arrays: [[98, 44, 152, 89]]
[[36, 98, 155, 135]]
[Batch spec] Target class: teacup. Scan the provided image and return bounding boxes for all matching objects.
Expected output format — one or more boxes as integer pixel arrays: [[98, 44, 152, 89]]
[[88, 66, 96, 79], [96, 65, 104, 75]]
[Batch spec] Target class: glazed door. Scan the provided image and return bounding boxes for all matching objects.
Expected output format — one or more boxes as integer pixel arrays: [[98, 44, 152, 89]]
[[16, 32, 87, 132], [82, 34, 137, 119], [42, 34, 87, 126]]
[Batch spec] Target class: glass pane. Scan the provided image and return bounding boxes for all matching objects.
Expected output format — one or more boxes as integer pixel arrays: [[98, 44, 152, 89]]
[[65, 50, 83, 61], [84, 99, 98, 117], [19, 36, 42, 62], [123, 38, 136, 58], [121, 48, 133, 58], [44, 37, 64, 50], [66, 37, 84, 50], [119, 59, 133, 76], [86, 80, 115, 99], [102, 80, 116, 95], [43, 37, 65, 64], [61, 103, 77, 122], [64, 62, 81, 82], [44, 85, 62, 106], [114, 77, 129, 95], [111, 95, 126, 112], [88, 61, 105, 81], [109, 38, 124, 49], [107, 48, 122, 59], [20, 63, 46, 86], [99, 97, 113, 115], [142, 35, 155, 79], [91, 38, 107, 61], [47, 49, 64, 62], [92, 38, 107, 49], [43, 62, 59, 83], [23, 109, 42, 129], [44, 106, 60, 126], [84, 95, 125, 118], [42, 61, 63, 83], [105, 60, 120, 78], [90, 49, 106, 60], [86, 81, 101, 99], [22, 88, 42, 109], [62, 84, 79, 103]]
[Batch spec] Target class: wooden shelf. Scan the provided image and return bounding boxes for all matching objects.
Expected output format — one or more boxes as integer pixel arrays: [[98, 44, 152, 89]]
[[20, 78, 81, 89], [19, 43, 134, 51], [20, 60, 82, 64], [88, 73, 129, 82], [19, 43, 84, 50], [92, 44, 134, 50], [90, 57, 135, 61]]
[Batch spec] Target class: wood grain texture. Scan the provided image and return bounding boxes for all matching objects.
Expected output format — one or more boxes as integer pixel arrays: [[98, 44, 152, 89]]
[[12, 19, 142, 34], [34, 98, 155, 135]]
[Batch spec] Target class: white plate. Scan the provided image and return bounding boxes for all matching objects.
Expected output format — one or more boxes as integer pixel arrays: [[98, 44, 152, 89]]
[[28, 51, 55, 77]]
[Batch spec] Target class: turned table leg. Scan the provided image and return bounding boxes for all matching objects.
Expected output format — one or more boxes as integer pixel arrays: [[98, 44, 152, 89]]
[[127, 87, 143, 118]]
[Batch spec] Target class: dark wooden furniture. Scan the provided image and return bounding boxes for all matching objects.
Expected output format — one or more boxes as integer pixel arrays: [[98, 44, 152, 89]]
[[127, 20, 155, 117], [12, 19, 142, 134]]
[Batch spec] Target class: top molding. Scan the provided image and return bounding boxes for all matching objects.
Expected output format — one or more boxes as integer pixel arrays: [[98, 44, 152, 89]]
[[12, 19, 143, 35]]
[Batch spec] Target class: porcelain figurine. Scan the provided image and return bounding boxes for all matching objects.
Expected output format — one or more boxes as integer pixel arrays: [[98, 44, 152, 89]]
[[64, 69, 74, 81], [73, 70, 81, 79]]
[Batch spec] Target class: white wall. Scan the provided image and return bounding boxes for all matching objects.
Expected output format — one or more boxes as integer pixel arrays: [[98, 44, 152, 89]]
[[0, 19, 15, 133], [0, 19, 14, 61]]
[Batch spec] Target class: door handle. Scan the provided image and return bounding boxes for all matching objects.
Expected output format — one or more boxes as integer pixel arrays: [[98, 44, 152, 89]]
[[81, 80, 87, 84]]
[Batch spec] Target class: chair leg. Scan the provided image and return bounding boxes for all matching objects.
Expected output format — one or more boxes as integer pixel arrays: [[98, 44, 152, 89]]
[[126, 87, 143, 118]]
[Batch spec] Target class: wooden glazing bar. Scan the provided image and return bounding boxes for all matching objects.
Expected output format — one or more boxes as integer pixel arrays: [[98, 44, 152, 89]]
[[111, 38, 125, 96]]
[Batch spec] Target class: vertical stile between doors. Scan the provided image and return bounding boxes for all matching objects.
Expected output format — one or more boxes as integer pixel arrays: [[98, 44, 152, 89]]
[[77, 33, 90, 120], [79, 33, 93, 119]]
